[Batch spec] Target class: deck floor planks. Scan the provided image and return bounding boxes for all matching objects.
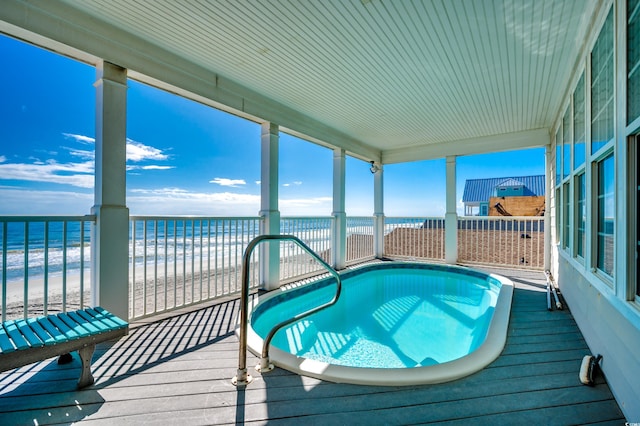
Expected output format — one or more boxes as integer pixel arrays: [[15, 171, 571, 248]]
[[0, 267, 626, 425]]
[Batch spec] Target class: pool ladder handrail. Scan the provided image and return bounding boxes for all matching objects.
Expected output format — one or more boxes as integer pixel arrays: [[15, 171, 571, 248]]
[[232, 234, 342, 387]]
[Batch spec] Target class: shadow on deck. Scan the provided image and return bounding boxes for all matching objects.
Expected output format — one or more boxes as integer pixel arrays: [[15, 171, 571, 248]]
[[0, 268, 626, 425]]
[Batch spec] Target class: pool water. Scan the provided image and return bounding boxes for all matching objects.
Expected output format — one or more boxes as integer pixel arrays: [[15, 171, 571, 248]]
[[252, 266, 501, 369]]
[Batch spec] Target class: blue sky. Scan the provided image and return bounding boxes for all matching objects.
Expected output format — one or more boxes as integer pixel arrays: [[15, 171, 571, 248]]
[[0, 34, 545, 217]]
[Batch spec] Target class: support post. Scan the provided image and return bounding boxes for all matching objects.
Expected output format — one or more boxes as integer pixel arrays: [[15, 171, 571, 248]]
[[332, 149, 347, 269], [91, 61, 129, 320], [259, 123, 280, 290], [444, 156, 458, 264], [373, 162, 385, 258], [544, 145, 552, 271]]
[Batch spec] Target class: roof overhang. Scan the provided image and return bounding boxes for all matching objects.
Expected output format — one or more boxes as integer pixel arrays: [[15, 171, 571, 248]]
[[0, 0, 600, 163]]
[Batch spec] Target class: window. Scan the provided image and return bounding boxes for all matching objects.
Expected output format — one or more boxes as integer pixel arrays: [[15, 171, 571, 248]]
[[630, 136, 640, 299], [591, 9, 614, 154], [575, 173, 586, 258], [555, 188, 561, 245], [596, 153, 615, 277], [563, 108, 571, 179], [573, 73, 586, 169], [563, 182, 570, 249], [555, 128, 562, 186], [629, 0, 640, 124], [635, 138, 640, 298]]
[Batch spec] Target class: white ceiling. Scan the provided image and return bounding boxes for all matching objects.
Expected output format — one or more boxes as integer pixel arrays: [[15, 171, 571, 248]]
[[1, 0, 599, 163]]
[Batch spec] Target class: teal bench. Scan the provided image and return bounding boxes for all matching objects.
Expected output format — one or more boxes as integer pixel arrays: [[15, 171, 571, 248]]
[[0, 307, 129, 389]]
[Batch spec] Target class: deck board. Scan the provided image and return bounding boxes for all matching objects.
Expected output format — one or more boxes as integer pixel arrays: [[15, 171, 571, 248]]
[[0, 267, 626, 425]]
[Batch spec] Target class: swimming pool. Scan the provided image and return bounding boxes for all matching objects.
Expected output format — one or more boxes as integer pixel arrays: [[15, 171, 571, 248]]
[[245, 262, 514, 385]]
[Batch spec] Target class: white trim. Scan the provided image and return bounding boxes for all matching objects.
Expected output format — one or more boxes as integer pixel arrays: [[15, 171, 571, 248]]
[[382, 128, 549, 164]]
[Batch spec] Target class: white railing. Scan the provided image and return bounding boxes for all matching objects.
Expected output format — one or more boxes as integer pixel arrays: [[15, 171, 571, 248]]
[[279, 217, 333, 282], [129, 216, 261, 319], [346, 216, 375, 264], [457, 216, 545, 269], [1, 214, 546, 322], [0, 215, 95, 321], [384, 217, 445, 261]]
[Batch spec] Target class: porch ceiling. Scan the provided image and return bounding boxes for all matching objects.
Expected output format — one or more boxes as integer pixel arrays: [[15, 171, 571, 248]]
[[1, 0, 598, 162]]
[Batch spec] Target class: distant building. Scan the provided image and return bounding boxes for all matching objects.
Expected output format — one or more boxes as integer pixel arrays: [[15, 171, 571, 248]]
[[462, 175, 545, 216]]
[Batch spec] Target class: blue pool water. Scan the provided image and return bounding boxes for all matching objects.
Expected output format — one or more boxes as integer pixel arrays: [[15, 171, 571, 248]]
[[251, 263, 502, 370]]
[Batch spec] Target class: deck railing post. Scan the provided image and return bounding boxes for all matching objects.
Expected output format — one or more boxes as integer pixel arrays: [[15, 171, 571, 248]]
[[445, 156, 458, 264], [91, 61, 129, 320]]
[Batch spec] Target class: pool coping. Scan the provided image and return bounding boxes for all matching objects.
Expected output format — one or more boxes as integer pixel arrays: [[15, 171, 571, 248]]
[[242, 262, 514, 386]]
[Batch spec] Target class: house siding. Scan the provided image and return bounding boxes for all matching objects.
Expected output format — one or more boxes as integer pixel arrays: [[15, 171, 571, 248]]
[[557, 254, 640, 420]]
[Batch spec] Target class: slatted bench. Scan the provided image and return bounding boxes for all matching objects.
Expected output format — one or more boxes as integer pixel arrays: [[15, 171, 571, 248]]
[[0, 307, 129, 389]]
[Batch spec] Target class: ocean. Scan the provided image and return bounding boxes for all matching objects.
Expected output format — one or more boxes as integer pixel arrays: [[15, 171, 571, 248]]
[[1, 216, 411, 284]]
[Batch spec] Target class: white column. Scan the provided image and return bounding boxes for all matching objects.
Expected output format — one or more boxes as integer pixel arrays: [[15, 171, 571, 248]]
[[259, 122, 280, 290], [544, 145, 552, 271], [331, 149, 347, 269], [91, 61, 129, 320], [373, 162, 385, 258], [444, 156, 458, 264]]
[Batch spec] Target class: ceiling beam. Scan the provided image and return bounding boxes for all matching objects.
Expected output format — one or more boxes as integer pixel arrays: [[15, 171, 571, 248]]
[[382, 128, 550, 164]]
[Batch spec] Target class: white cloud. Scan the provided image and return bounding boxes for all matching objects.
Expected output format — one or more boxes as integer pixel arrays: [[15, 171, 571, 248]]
[[209, 177, 246, 187], [127, 165, 175, 171], [126, 139, 169, 162], [0, 160, 94, 188], [128, 187, 260, 215], [67, 148, 95, 160], [63, 133, 95, 144], [0, 186, 93, 214], [64, 133, 170, 163], [0, 134, 174, 190], [282, 181, 303, 187], [279, 196, 332, 216]]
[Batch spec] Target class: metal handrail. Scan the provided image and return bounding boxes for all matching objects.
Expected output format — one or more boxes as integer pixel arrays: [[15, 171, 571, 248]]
[[232, 234, 342, 386]]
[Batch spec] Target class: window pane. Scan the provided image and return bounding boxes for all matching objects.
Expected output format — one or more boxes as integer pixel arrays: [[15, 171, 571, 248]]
[[629, 0, 640, 124], [591, 9, 614, 154], [597, 154, 615, 277], [563, 182, 570, 249], [555, 128, 562, 186], [576, 173, 586, 257], [555, 188, 561, 245], [563, 108, 571, 178], [573, 74, 586, 168]]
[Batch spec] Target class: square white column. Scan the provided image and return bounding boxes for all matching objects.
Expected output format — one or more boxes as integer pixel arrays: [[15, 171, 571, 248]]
[[259, 122, 280, 290], [332, 148, 346, 269], [91, 61, 129, 319]]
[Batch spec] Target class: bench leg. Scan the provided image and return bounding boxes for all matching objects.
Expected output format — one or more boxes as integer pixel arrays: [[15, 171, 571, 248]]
[[77, 344, 96, 389]]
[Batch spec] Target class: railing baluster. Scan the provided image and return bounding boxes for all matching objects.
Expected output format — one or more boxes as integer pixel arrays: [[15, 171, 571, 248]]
[[1, 222, 7, 322], [44, 221, 49, 315], [23, 222, 29, 319], [143, 219, 148, 315], [154, 220, 158, 313]]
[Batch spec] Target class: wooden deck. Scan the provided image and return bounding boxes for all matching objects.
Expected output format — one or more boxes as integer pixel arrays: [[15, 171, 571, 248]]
[[0, 267, 626, 425]]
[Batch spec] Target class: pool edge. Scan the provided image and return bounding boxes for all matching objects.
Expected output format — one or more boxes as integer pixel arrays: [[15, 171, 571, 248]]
[[242, 264, 515, 386]]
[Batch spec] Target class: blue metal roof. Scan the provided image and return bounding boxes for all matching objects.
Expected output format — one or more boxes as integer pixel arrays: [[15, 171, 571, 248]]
[[462, 175, 545, 203]]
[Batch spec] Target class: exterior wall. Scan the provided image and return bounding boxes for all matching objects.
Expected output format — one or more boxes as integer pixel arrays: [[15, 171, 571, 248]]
[[558, 255, 640, 419], [550, 0, 640, 420]]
